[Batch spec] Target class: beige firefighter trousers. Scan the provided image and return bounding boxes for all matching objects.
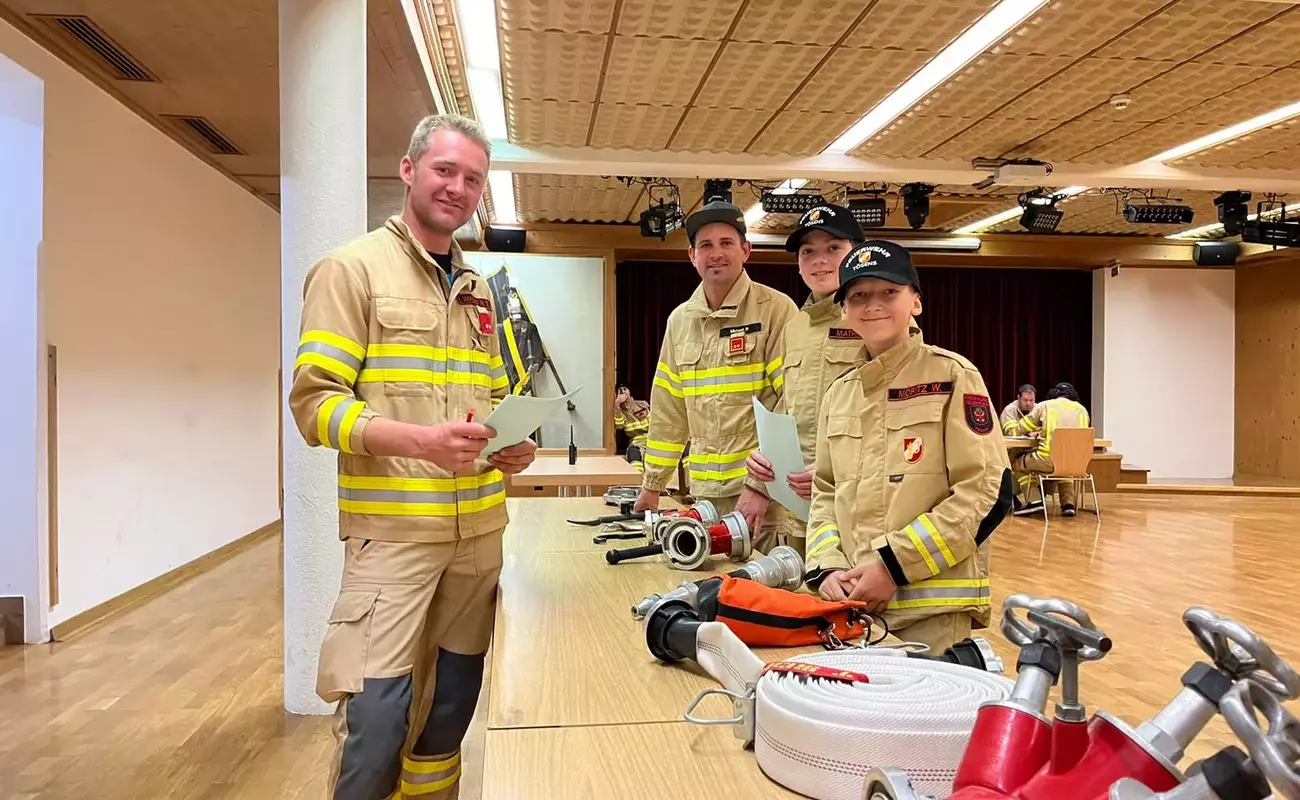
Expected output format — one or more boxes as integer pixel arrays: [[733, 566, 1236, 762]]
[[1013, 453, 1077, 507], [317, 529, 503, 800], [892, 612, 973, 655]]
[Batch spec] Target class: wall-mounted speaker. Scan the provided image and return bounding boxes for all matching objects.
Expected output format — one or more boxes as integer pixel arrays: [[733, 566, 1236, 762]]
[[484, 226, 526, 252], [1193, 241, 1239, 267]]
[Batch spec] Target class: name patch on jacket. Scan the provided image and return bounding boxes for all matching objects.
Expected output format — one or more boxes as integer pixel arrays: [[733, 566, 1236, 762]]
[[887, 381, 954, 401], [720, 322, 762, 338], [456, 294, 491, 310], [828, 328, 861, 340], [964, 394, 994, 435]]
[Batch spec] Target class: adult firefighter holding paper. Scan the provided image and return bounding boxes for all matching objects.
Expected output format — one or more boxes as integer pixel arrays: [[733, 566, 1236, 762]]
[[634, 200, 798, 552], [803, 240, 1014, 653], [289, 114, 537, 800]]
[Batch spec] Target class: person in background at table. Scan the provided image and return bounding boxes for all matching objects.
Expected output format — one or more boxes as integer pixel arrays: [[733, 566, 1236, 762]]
[[742, 204, 866, 556], [633, 200, 798, 552], [1001, 383, 1037, 509], [613, 383, 651, 472], [1012, 381, 1091, 518], [803, 240, 1013, 653], [289, 113, 538, 800]]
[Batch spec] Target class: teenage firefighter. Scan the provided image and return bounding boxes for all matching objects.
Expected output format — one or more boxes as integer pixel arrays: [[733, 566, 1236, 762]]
[[288, 114, 538, 800], [613, 384, 651, 471], [633, 200, 799, 552], [743, 204, 867, 556], [804, 240, 1014, 653]]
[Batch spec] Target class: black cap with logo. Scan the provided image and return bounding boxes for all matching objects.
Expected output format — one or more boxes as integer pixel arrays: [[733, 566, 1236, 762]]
[[784, 204, 864, 252], [686, 200, 747, 245], [832, 240, 920, 304]]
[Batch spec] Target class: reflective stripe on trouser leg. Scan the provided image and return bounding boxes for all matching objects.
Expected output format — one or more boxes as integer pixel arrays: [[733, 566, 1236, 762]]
[[399, 650, 486, 797], [331, 676, 414, 800]]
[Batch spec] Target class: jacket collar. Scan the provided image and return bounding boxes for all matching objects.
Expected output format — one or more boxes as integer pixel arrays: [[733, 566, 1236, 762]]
[[686, 270, 752, 319], [803, 292, 840, 324], [856, 327, 925, 390], [385, 215, 475, 278]]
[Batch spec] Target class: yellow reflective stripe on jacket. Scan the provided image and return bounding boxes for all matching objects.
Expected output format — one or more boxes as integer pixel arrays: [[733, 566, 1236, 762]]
[[654, 362, 684, 398], [767, 356, 785, 392], [401, 752, 461, 795], [357, 343, 498, 388], [888, 578, 990, 610], [807, 524, 840, 558], [296, 330, 365, 385], [686, 449, 752, 481], [316, 396, 366, 453], [903, 513, 958, 577], [644, 438, 686, 468], [489, 353, 507, 391], [338, 471, 505, 516], [680, 363, 769, 396], [622, 418, 650, 434]]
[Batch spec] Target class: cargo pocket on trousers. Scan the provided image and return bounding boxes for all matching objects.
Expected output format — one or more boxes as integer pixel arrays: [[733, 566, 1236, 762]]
[[316, 588, 381, 704]]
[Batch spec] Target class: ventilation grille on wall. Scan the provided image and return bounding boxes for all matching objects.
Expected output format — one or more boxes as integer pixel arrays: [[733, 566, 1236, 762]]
[[31, 14, 157, 81], [159, 115, 244, 156]]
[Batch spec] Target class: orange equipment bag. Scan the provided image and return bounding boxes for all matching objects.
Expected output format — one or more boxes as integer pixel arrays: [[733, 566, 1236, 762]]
[[694, 575, 872, 647]]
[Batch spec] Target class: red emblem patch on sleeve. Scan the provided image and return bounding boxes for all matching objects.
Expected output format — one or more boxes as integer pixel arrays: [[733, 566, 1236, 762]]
[[478, 311, 494, 335], [963, 394, 994, 435]]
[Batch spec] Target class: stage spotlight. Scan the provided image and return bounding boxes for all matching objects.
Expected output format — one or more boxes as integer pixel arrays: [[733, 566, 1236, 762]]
[[901, 183, 934, 230], [847, 195, 888, 228], [1124, 202, 1195, 225], [1017, 189, 1064, 232], [639, 201, 684, 240], [1213, 190, 1250, 236], [703, 179, 733, 205], [760, 190, 827, 215]]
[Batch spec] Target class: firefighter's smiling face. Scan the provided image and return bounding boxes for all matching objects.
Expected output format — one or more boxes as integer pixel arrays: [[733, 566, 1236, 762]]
[[401, 128, 488, 235], [689, 222, 750, 290]]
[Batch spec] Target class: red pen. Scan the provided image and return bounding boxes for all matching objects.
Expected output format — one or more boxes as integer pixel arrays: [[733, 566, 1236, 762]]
[[466, 410, 475, 422]]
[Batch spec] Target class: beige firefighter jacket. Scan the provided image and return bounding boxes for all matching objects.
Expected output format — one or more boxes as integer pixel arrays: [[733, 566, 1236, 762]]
[[1000, 401, 1029, 436], [288, 216, 510, 543], [745, 293, 867, 496], [1016, 397, 1091, 459], [804, 329, 1013, 630], [642, 271, 799, 497]]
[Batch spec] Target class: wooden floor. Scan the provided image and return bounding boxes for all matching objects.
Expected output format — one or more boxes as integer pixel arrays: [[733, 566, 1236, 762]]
[[3, 494, 1299, 799]]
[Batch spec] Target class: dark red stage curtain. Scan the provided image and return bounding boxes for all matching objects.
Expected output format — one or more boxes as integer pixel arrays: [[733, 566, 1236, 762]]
[[614, 261, 1092, 420]]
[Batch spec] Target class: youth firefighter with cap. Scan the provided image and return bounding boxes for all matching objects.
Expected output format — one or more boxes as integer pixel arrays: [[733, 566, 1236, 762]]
[[804, 240, 1014, 653], [288, 114, 538, 800], [743, 204, 867, 556], [634, 200, 799, 551]]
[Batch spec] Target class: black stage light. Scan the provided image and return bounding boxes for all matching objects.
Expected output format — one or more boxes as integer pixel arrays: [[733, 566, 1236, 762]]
[[1213, 191, 1251, 236], [847, 196, 888, 228], [639, 202, 684, 239], [703, 179, 732, 205], [760, 190, 827, 215], [901, 183, 934, 230], [1124, 202, 1195, 225]]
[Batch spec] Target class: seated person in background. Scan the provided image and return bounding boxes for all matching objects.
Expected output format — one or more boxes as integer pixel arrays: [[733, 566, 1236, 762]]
[[1001, 383, 1036, 435], [804, 241, 1013, 653], [613, 384, 651, 471], [1012, 381, 1091, 517]]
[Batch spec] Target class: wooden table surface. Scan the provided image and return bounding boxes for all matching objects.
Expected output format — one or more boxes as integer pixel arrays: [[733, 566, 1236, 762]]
[[508, 454, 643, 487]]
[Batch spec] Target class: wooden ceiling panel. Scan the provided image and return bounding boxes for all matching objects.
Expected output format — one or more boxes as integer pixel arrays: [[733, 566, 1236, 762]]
[[1074, 121, 1219, 164], [925, 115, 1064, 162], [589, 103, 682, 150], [1246, 144, 1300, 172], [1116, 62, 1274, 124], [1164, 68, 1300, 128], [500, 28, 606, 104], [731, 0, 873, 45], [693, 42, 829, 111], [842, 0, 997, 52], [515, 174, 640, 223], [856, 114, 984, 158], [506, 99, 593, 147], [785, 47, 933, 115], [996, 0, 1173, 58], [995, 58, 1171, 123], [1174, 118, 1300, 169], [598, 36, 719, 107], [747, 110, 860, 157], [1095, 0, 1286, 63], [497, 0, 616, 35], [1196, 8, 1300, 68], [616, 0, 745, 40], [1006, 112, 1150, 161], [669, 107, 771, 152]]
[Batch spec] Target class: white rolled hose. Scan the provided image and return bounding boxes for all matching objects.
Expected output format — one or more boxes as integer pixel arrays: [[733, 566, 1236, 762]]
[[688, 622, 1014, 800]]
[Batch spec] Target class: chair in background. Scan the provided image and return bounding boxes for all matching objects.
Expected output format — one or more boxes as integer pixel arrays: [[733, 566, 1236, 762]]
[[1038, 427, 1101, 522]]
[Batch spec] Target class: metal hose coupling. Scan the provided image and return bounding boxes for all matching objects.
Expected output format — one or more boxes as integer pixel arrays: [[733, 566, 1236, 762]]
[[646, 500, 719, 544], [661, 512, 751, 571], [630, 545, 805, 620]]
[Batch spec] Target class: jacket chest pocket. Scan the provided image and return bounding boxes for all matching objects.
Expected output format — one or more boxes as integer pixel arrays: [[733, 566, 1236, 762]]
[[449, 305, 495, 406], [720, 329, 768, 405], [825, 414, 864, 482], [370, 296, 439, 398], [885, 401, 946, 475], [675, 341, 704, 414]]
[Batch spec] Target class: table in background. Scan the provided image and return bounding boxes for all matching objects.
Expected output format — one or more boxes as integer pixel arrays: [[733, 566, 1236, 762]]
[[507, 454, 642, 498]]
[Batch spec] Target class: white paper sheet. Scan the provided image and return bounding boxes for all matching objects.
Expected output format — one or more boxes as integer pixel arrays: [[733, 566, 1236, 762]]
[[481, 388, 582, 456], [752, 397, 811, 521]]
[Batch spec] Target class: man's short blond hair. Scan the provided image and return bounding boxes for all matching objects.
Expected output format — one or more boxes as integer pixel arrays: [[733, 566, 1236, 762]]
[[406, 114, 492, 164]]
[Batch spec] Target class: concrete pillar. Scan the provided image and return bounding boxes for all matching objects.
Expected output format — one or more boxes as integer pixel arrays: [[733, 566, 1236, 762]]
[[279, 0, 367, 715]]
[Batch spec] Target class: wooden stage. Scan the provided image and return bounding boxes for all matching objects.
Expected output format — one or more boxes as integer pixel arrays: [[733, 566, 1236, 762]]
[[3, 493, 1299, 798]]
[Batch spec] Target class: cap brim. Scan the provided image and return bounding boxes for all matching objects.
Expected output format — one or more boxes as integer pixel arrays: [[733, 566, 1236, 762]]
[[784, 224, 816, 252], [832, 271, 913, 304], [687, 210, 746, 243]]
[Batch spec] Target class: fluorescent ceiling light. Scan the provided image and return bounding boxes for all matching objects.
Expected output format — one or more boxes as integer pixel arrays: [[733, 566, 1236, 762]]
[[455, 0, 514, 225], [825, 0, 1051, 154], [953, 186, 1089, 234], [1166, 201, 1300, 240], [1148, 101, 1300, 163], [743, 178, 807, 228]]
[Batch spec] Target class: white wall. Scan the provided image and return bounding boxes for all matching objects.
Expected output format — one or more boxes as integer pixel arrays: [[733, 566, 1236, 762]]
[[462, 252, 607, 449], [1094, 267, 1235, 480], [0, 51, 48, 642], [0, 19, 282, 627]]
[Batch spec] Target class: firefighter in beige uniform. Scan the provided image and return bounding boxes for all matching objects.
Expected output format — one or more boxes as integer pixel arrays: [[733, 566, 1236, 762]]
[[1000, 384, 1037, 506], [743, 204, 866, 556], [634, 201, 799, 552], [289, 115, 538, 800], [1012, 381, 1090, 516], [804, 241, 1013, 653], [613, 384, 651, 471]]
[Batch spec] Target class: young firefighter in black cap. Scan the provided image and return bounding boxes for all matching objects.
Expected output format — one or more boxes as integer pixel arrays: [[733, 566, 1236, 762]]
[[743, 204, 867, 555], [635, 200, 798, 549], [803, 240, 1014, 653]]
